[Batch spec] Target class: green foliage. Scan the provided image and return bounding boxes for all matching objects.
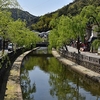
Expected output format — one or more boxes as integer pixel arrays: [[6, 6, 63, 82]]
[[0, 1, 50, 51], [49, 5, 100, 49], [49, 14, 87, 49], [30, 0, 100, 32], [7, 19, 41, 48], [31, 13, 59, 32], [0, 10, 41, 50], [80, 5, 95, 18], [91, 39, 100, 50], [0, 10, 12, 39]]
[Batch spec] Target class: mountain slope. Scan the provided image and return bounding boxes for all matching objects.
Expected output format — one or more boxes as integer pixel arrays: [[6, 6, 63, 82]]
[[31, 0, 100, 32], [54, 0, 100, 16], [8, 8, 39, 26]]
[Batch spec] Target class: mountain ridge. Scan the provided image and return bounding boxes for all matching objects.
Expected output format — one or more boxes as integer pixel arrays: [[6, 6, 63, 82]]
[[8, 8, 39, 26], [8, 0, 100, 31]]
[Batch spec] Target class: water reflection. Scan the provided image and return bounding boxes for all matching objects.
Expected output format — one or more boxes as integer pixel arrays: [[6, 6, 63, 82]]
[[21, 55, 100, 100], [21, 64, 36, 100]]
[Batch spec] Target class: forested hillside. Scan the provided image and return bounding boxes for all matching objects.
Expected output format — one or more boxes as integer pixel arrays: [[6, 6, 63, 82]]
[[55, 0, 100, 16], [5, 0, 100, 31], [31, 0, 100, 32]]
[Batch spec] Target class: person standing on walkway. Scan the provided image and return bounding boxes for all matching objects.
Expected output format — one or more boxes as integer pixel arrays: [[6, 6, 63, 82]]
[[77, 36, 80, 54]]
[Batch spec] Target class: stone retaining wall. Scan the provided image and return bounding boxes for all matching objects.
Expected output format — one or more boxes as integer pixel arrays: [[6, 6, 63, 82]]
[[59, 49, 100, 74], [52, 49, 100, 83], [0, 47, 30, 100]]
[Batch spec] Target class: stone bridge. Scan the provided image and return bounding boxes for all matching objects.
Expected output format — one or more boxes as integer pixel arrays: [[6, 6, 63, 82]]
[[36, 42, 49, 47]]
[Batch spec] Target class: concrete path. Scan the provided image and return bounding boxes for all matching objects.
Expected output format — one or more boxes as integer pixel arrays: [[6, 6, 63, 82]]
[[67, 46, 100, 58], [52, 48, 100, 83]]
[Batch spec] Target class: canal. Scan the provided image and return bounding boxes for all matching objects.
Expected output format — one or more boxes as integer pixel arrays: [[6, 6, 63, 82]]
[[21, 47, 100, 100]]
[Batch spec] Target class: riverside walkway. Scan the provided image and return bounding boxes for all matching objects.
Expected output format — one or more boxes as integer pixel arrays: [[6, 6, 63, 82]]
[[67, 46, 100, 59]]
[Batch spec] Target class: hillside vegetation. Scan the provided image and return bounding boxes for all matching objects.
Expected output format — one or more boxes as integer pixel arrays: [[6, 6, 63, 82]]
[[0, 0, 41, 54], [31, 0, 100, 32], [7, 0, 100, 31]]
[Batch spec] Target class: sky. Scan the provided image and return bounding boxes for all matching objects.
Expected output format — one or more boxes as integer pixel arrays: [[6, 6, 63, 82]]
[[17, 0, 73, 16]]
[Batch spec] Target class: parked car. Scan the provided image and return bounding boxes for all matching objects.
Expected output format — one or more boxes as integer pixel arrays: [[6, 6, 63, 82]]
[[8, 43, 13, 51]]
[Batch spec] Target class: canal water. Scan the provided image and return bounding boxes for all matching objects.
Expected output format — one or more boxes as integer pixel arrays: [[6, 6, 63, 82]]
[[21, 48, 100, 100]]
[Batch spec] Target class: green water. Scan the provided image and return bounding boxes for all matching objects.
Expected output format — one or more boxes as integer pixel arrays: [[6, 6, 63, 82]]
[[21, 48, 100, 100]]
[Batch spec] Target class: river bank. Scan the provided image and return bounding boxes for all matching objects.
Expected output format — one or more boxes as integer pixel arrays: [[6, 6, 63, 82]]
[[52, 48, 100, 83], [4, 48, 39, 100], [3, 47, 100, 100]]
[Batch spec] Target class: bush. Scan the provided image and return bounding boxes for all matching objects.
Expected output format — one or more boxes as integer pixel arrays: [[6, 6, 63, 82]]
[[91, 39, 100, 52]]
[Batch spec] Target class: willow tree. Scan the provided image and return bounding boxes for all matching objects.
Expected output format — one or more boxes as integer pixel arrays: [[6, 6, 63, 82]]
[[49, 18, 60, 49], [0, 11, 13, 54], [49, 15, 75, 49], [49, 15, 76, 49], [80, 5, 100, 51], [80, 5, 99, 32], [71, 15, 87, 42], [0, 11, 41, 54], [0, 0, 21, 55], [56, 16, 74, 49], [7, 19, 41, 49]]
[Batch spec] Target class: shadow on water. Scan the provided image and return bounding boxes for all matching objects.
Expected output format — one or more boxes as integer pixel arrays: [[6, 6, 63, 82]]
[[21, 47, 100, 100]]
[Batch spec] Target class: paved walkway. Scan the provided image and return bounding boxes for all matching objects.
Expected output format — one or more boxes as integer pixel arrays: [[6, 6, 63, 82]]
[[67, 46, 100, 59]]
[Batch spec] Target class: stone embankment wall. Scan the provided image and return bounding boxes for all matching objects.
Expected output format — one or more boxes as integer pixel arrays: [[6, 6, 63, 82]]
[[52, 49, 100, 84], [3, 48, 38, 100], [0, 47, 28, 100], [59, 49, 100, 74]]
